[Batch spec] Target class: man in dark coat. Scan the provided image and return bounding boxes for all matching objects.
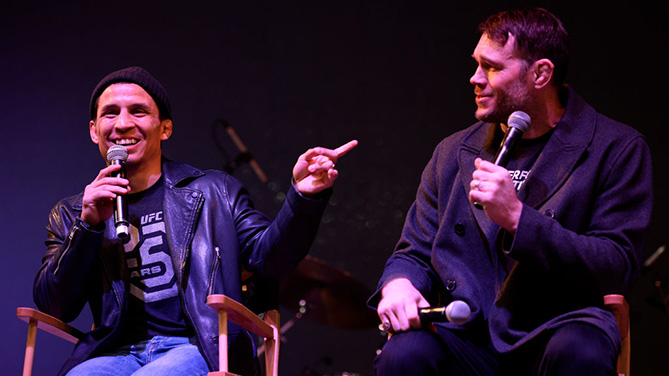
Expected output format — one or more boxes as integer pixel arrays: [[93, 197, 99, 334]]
[[370, 7, 652, 375]]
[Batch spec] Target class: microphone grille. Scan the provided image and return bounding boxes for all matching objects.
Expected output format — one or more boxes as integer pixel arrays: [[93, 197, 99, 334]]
[[446, 300, 471, 325], [106, 145, 128, 163], [507, 111, 531, 133]]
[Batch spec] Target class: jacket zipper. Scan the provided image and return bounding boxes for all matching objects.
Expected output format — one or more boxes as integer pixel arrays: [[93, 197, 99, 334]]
[[208, 246, 221, 296], [175, 191, 207, 364], [54, 224, 78, 275]]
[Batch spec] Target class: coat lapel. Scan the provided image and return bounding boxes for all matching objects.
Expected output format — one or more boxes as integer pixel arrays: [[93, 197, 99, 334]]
[[458, 87, 596, 226], [162, 162, 205, 285], [459, 123, 499, 235], [518, 88, 596, 208]]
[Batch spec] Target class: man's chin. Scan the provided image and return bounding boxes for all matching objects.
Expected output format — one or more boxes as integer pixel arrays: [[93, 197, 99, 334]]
[[475, 108, 507, 124], [475, 109, 494, 122]]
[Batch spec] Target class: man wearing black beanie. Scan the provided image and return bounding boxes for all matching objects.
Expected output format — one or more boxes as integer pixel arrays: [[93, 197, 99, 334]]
[[33, 66, 358, 376]]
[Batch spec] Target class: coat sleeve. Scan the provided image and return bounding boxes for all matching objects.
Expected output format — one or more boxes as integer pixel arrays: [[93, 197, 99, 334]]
[[33, 196, 104, 322], [225, 174, 332, 279], [504, 133, 653, 296]]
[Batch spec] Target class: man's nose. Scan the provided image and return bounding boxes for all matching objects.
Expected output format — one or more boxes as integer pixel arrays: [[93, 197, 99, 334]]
[[469, 66, 485, 86], [115, 111, 134, 130]]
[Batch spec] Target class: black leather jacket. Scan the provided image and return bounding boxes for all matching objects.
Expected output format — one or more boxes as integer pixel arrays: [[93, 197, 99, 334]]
[[34, 160, 330, 375]]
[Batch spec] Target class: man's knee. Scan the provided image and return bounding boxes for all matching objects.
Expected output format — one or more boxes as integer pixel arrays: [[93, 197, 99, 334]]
[[65, 356, 139, 376], [539, 323, 618, 375], [375, 330, 446, 375]]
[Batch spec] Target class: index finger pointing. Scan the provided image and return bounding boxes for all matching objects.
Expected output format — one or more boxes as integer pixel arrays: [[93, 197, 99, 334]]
[[334, 139, 358, 158]]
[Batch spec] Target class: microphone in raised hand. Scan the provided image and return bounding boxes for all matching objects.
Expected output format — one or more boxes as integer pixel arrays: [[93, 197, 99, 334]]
[[106, 145, 129, 239], [493, 110, 531, 167], [474, 111, 531, 209]]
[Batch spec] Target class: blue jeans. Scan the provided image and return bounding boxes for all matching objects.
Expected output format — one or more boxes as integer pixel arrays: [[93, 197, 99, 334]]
[[66, 336, 210, 376]]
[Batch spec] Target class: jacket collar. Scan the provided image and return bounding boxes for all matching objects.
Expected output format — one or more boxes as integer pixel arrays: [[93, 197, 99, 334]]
[[71, 159, 206, 209], [70, 159, 205, 216], [161, 159, 206, 188], [459, 86, 597, 212]]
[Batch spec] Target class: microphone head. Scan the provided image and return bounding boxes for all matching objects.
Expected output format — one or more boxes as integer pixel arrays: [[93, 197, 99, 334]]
[[106, 144, 128, 163], [507, 111, 531, 133], [445, 300, 471, 326]]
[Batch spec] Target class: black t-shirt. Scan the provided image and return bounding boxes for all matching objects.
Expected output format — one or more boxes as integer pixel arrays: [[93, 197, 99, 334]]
[[501, 128, 553, 192], [118, 176, 190, 345], [493, 127, 553, 273]]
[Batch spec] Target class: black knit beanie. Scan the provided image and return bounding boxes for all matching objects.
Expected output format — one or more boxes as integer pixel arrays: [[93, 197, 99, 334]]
[[89, 66, 172, 120]]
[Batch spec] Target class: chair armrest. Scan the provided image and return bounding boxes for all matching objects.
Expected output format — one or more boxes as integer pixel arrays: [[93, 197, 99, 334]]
[[206, 295, 274, 339], [603, 294, 629, 340], [603, 294, 631, 376], [17, 307, 84, 344]]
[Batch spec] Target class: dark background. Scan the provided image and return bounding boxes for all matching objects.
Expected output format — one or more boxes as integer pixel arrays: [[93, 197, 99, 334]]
[[1, 1, 667, 375]]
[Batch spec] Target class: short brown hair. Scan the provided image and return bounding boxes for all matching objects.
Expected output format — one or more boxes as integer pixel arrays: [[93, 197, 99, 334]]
[[479, 7, 569, 86]]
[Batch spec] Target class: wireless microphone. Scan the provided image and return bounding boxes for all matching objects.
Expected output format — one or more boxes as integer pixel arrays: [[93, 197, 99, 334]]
[[106, 145, 129, 239]]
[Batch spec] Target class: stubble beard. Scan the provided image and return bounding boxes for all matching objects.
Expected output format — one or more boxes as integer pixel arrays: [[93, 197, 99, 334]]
[[475, 82, 531, 124]]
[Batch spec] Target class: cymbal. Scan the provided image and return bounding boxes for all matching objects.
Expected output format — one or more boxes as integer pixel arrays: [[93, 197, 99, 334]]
[[279, 255, 379, 329]]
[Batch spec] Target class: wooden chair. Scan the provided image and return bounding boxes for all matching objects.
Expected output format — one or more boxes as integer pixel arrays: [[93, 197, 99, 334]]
[[17, 293, 280, 376], [604, 294, 631, 376], [16, 307, 84, 376], [17, 294, 626, 376], [207, 294, 280, 376]]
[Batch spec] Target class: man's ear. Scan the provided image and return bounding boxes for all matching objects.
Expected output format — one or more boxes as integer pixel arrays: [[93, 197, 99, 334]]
[[161, 119, 173, 141], [90, 120, 99, 144], [533, 58, 554, 89]]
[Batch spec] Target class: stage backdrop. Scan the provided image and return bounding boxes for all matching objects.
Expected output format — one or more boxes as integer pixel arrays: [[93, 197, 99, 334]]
[[1, 1, 666, 375]]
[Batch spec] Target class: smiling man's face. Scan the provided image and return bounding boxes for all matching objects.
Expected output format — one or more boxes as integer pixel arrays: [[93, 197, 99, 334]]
[[470, 34, 533, 124], [89, 83, 172, 172]]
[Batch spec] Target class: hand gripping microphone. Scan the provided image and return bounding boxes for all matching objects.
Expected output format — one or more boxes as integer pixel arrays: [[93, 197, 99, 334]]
[[474, 111, 531, 209], [106, 145, 129, 239], [419, 300, 471, 326], [493, 111, 531, 167]]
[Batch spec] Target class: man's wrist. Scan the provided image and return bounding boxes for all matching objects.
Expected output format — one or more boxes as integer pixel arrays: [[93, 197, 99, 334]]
[[79, 217, 105, 232]]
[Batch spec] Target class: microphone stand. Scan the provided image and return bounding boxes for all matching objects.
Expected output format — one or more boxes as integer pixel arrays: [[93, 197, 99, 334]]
[[212, 118, 268, 183]]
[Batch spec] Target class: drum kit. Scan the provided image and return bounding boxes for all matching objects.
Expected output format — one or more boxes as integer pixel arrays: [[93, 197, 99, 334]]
[[279, 255, 379, 330], [264, 255, 380, 376]]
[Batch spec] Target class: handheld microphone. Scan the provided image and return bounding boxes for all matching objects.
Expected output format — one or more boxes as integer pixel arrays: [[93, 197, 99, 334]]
[[493, 111, 531, 167], [419, 300, 471, 326], [106, 145, 129, 239], [474, 111, 531, 209]]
